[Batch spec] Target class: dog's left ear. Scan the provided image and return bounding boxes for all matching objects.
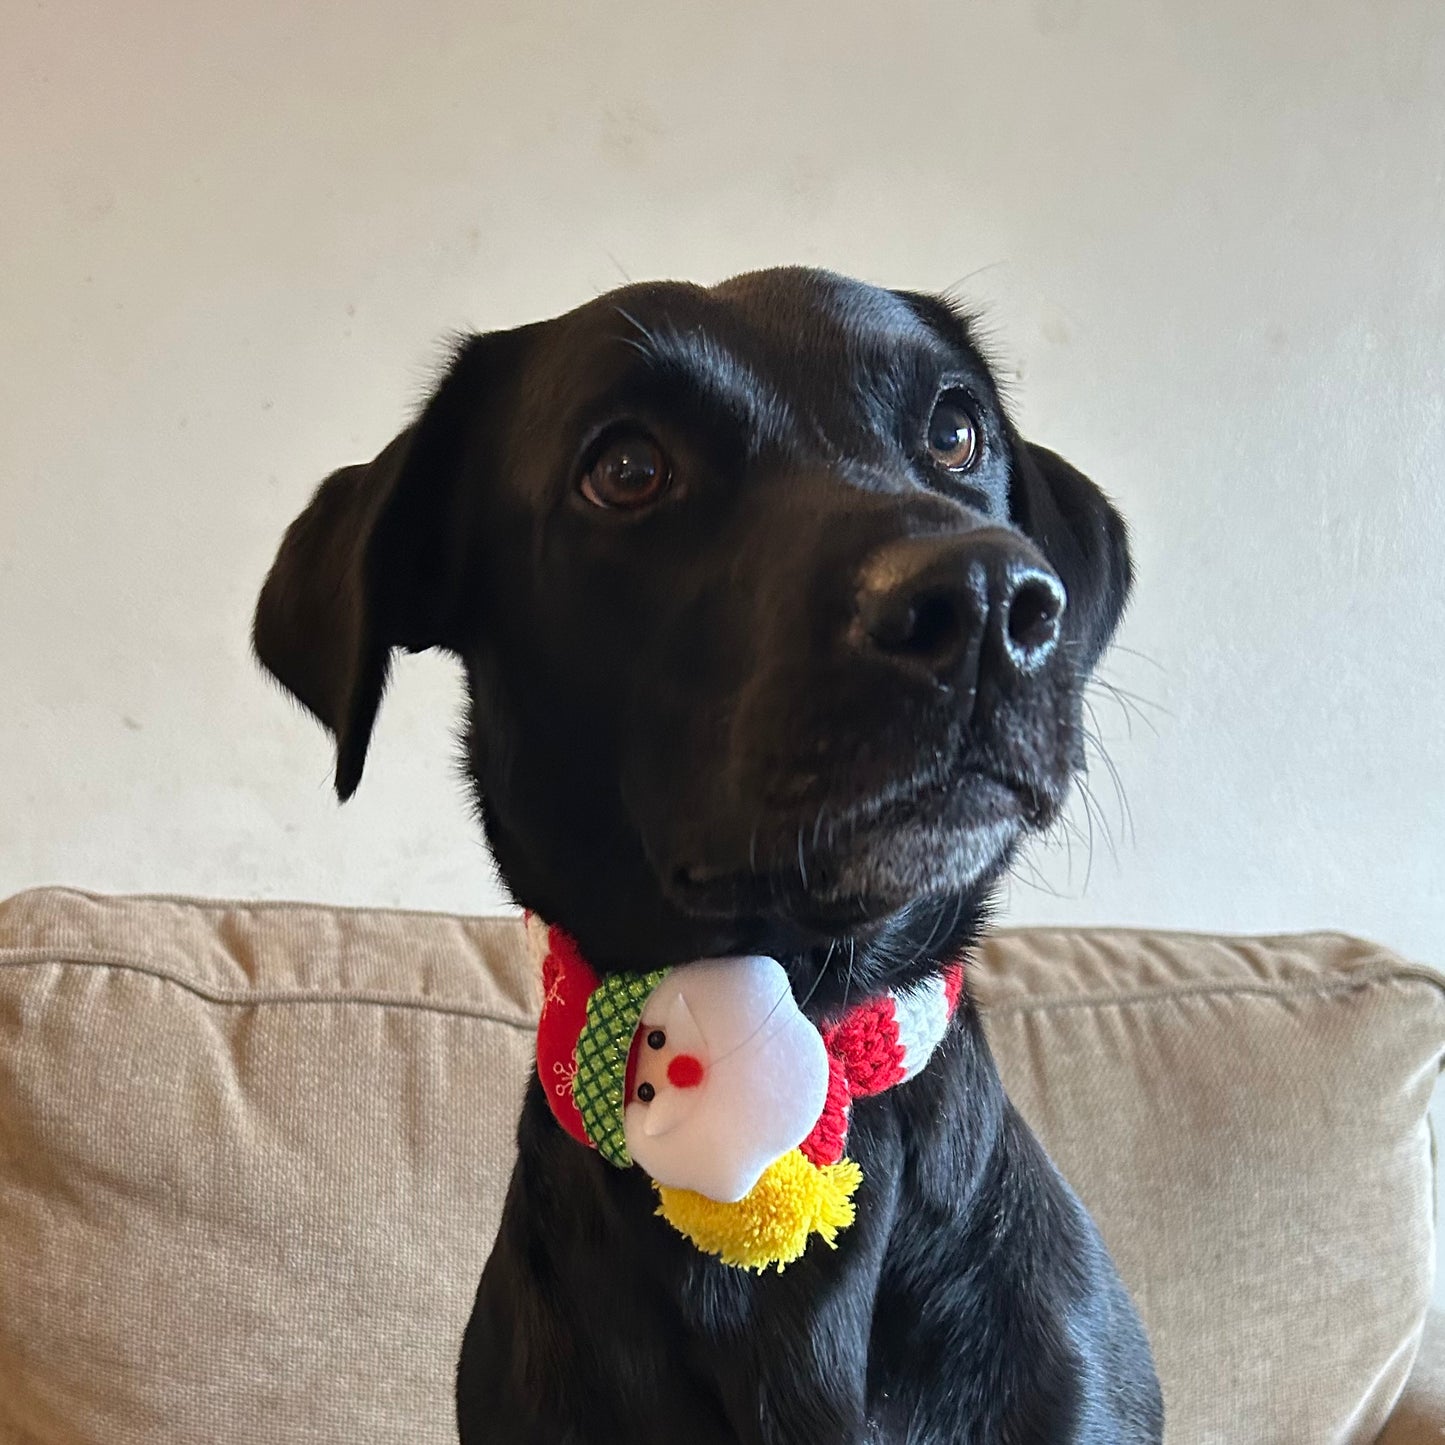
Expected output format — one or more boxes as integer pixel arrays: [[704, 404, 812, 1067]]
[[1008, 437, 1134, 668], [253, 329, 524, 799]]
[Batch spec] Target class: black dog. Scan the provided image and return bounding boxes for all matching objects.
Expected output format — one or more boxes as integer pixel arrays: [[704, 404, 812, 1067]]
[[254, 267, 1163, 1443]]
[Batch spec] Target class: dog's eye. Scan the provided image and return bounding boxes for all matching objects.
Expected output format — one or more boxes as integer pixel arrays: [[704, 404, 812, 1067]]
[[925, 393, 982, 473], [579, 433, 672, 511]]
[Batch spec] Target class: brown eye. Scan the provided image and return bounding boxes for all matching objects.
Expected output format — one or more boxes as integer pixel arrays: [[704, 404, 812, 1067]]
[[579, 433, 672, 510], [926, 393, 981, 472]]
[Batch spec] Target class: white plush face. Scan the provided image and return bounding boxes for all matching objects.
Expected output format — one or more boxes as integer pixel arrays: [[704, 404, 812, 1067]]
[[622, 955, 830, 1203]]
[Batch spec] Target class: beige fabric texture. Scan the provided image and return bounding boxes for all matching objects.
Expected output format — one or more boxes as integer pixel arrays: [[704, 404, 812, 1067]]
[[976, 926, 1443, 1444], [0, 888, 1439, 1445]]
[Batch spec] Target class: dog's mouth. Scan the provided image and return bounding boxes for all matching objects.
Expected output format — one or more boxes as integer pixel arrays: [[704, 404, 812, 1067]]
[[668, 764, 1049, 930]]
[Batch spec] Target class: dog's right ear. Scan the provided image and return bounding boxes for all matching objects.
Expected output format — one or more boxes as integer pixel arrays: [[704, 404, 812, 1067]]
[[252, 330, 522, 800]]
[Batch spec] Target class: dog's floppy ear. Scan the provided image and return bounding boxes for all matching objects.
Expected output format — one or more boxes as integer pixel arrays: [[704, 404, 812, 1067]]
[[253, 331, 516, 799], [1008, 437, 1134, 669]]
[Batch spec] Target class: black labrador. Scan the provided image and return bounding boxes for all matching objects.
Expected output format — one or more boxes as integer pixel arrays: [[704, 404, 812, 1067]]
[[254, 267, 1163, 1444]]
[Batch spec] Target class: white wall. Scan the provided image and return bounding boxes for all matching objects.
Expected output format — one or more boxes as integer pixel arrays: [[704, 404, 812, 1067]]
[[4, 1, 1443, 966]]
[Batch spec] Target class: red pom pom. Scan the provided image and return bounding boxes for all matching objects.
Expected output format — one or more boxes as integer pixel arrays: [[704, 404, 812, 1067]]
[[666, 1053, 705, 1089], [799, 1052, 852, 1166], [824, 994, 905, 1097], [535, 926, 599, 1148]]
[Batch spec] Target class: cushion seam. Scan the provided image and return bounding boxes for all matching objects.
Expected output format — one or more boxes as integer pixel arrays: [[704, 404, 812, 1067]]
[[3, 948, 1438, 1023], [976, 969, 1445, 1015], [989, 922, 1394, 948], [0, 948, 535, 1028], [1, 885, 524, 926]]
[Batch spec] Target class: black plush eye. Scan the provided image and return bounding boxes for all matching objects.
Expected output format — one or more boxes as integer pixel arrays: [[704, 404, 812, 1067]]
[[579, 432, 672, 510], [925, 392, 982, 473]]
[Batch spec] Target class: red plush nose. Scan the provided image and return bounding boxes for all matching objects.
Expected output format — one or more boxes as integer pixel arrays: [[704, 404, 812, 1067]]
[[666, 1053, 705, 1089]]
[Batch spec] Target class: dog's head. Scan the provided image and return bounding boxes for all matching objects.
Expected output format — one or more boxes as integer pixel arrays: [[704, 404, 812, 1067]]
[[255, 268, 1130, 990]]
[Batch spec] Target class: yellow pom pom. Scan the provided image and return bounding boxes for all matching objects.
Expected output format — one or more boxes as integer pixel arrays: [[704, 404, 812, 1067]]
[[655, 1150, 863, 1272]]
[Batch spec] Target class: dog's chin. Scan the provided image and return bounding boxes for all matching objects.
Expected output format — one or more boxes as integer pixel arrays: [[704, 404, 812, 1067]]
[[666, 773, 1030, 937]]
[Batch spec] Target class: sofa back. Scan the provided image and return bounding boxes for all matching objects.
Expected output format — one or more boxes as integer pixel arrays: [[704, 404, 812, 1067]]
[[0, 888, 1439, 1444]]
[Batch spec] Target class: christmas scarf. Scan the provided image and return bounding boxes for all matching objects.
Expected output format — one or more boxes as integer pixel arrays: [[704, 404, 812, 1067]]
[[527, 916, 963, 1272]]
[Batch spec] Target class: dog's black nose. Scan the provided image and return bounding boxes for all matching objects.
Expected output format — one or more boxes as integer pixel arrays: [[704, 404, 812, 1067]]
[[853, 531, 1065, 689]]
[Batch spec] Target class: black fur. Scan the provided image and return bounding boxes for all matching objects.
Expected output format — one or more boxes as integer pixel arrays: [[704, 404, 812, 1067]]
[[254, 267, 1162, 1443]]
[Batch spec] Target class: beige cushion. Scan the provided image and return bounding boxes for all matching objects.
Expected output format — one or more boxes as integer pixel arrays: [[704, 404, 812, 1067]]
[[0, 890, 536, 1445], [0, 889, 1439, 1444], [978, 926, 1443, 1443]]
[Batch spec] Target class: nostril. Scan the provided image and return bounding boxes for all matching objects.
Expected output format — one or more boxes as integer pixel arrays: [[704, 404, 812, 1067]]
[[904, 592, 963, 661], [1005, 576, 1064, 662], [858, 586, 967, 664]]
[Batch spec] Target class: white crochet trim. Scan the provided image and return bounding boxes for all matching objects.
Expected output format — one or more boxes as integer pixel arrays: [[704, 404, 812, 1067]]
[[891, 972, 954, 1083]]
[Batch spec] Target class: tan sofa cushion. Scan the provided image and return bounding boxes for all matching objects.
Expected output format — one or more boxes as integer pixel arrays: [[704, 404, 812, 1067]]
[[0, 890, 536, 1445], [978, 926, 1442, 1443], [0, 889, 1439, 1445]]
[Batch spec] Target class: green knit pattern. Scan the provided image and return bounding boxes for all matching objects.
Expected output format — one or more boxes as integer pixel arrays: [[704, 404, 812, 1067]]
[[572, 967, 670, 1168]]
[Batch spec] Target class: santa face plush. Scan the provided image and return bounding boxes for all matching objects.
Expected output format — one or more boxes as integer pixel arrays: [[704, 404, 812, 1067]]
[[623, 955, 829, 1203]]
